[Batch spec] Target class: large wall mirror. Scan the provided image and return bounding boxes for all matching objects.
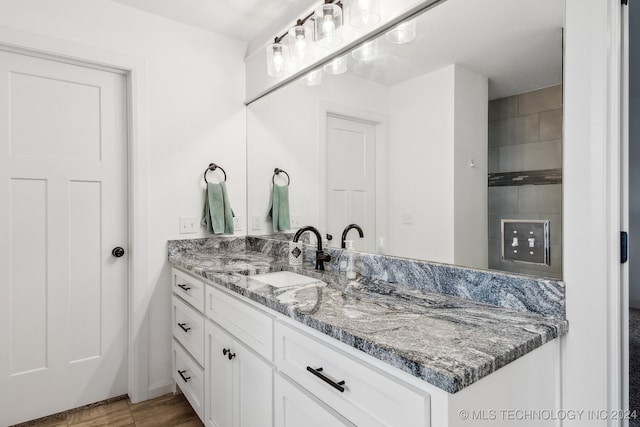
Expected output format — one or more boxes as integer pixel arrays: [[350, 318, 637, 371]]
[[247, 0, 564, 280]]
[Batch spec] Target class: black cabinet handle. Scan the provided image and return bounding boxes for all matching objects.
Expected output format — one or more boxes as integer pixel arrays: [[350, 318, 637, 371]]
[[178, 323, 191, 332], [177, 369, 191, 382], [306, 366, 345, 392], [177, 283, 191, 291], [222, 348, 236, 360]]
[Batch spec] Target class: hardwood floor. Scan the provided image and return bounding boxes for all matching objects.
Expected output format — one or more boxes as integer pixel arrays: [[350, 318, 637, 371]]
[[13, 393, 203, 427]]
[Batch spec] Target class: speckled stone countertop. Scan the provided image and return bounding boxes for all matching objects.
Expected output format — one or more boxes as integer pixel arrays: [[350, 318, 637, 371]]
[[168, 237, 568, 394]]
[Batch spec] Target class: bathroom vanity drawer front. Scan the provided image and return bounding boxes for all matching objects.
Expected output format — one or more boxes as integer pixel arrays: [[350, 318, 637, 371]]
[[172, 295, 205, 365], [173, 268, 205, 313], [173, 339, 204, 421], [275, 322, 430, 427], [206, 286, 273, 361]]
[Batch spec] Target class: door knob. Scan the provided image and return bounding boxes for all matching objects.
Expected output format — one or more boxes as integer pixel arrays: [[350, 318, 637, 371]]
[[112, 247, 125, 257]]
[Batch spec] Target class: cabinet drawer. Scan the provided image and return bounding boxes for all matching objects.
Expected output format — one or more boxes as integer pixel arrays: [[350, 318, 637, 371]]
[[173, 268, 205, 313], [173, 339, 204, 421], [275, 322, 430, 427], [275, 373, 354, 427], [206, 286, 273, 360], [172, 295, 205, 365]]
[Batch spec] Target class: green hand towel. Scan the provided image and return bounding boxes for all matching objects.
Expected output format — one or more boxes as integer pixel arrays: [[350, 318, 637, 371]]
[[268, 184, 290, 232], [201, 182, 235, 235]]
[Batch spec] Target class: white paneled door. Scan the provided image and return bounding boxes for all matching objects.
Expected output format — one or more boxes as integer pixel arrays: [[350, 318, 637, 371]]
[[326, 115, 376, 253], [0, 51, 128, 426]]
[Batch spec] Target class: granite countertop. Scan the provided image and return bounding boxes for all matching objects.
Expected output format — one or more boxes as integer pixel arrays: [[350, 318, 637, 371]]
[[169, 242, 568, 394]]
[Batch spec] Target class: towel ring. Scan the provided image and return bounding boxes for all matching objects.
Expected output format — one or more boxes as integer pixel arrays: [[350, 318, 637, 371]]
[[204, 163, 227, 183], [272, 168, 290, 185]]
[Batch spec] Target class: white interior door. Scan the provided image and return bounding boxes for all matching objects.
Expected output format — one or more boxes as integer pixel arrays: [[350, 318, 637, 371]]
[[0, 50, 129, 426], [326, 115, 376, 253]]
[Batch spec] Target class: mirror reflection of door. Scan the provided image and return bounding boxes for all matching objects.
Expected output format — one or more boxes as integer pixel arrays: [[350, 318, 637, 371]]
[[326, 114, 377, 253]]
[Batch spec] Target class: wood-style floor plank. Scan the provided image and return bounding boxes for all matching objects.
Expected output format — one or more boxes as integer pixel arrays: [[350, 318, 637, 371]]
[[14, 392, 202, 427]]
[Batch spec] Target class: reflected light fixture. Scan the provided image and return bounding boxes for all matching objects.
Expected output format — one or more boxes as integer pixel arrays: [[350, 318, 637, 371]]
[[299, 69, 323, 86], [266, 38, 290, 77], [349, 0, 380, 28], [288, 21, 313, 64], [315, 1, 343, 48], [352, 39, 378, 61], [385, 19, 417, 44], [323, 54, 348, 75]]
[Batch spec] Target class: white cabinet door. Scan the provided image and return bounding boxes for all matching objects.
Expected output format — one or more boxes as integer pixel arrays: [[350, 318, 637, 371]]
[[0, 50, 128, 426], [274, 373, 354, 427], [235, 339, 273, 427], [206, 322, 234, 427], [206, 321, 274, 427]]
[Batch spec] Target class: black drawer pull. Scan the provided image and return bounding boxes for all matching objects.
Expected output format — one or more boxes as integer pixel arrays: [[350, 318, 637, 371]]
[[222, 348, 236, 360], [177, 283, 192, 291], [306, 366, 345, 392], [178, 323, 191, 332], [177, 369, 191, 382]]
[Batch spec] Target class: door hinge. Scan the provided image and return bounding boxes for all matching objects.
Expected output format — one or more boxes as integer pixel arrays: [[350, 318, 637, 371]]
[[622, 231, 629, 263]]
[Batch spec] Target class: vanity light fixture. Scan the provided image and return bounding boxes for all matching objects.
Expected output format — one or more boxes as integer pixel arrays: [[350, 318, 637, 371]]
[[385, 19, 417, 44], [315, 0, 344, 48], [349, 0, 381, 28], [266, 38, 290, 77], [299, 68, 323, 86], [323, 54, 348, 74], [288, 21, 313, 64], [352, 39, 379, 61]]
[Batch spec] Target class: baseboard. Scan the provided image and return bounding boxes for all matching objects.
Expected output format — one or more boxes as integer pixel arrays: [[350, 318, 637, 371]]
[[630, 299, 640, 310], [147, 381, 174, 400]]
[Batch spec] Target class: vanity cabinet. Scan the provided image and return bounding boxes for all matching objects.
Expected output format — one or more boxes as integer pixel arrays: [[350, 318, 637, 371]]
[[205, 321, 274, 427], [171, 266, 561, 427]]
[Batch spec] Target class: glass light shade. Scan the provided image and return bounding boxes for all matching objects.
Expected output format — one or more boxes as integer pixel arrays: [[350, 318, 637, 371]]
[[385, 19, 417, 44], [352, 39, 379, 61], [299, 69, 323, 86], [315, 3, 343, 48], [349, 0, 381, 28], [323, 54, 348, 75], [288, 25, 313, 64], [266, 42, 290, 77]]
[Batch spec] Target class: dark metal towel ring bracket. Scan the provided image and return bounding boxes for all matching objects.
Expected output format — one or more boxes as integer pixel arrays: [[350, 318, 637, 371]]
[[272, 168, 290, 185], [203, 163, 227, 183]]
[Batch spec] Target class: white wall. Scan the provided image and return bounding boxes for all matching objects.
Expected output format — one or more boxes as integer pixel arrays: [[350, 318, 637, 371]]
[[246, 73, 389, 240], [388, 64, 487, 266], [453, 66, 489, 269], [0, 0, 247, 398]]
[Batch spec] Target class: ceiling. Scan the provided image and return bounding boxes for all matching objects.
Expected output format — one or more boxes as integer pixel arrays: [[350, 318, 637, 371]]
[[110, 0, 313, 42], [345, 0, 564, 99]]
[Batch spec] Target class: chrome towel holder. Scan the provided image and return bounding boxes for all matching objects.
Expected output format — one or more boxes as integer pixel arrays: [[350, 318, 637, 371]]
[[272, 168, 290, 185], [203, 163, 227, 183]]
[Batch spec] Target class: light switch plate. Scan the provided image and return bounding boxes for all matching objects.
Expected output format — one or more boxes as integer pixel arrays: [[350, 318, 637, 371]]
[[501, 219, 550, 265], [179, 216, 199, 234], [251, 215, 262, 231], [233, 216, 243, 231]]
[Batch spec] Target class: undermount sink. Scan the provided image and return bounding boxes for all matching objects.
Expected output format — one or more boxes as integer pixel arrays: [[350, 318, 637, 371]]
[[251, 271, 323, 288]]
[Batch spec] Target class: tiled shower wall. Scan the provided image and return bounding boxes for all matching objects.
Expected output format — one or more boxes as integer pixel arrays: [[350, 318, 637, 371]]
[[488, 85, 563, 279]]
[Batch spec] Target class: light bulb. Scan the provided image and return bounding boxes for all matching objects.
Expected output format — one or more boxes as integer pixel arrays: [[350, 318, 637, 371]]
[[386, 19, 417, 44], [299, 69, 322, 86], [352, 39, 378, 61], [322, 14, 336, 34], [272, 51, 284, 74], [288, 25, 312, 64], [323, 55, 347, 75]]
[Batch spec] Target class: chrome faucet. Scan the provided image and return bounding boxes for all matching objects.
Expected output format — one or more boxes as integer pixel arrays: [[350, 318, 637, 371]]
[[341, 224, 364, 248], [293, 226, 331, 270]]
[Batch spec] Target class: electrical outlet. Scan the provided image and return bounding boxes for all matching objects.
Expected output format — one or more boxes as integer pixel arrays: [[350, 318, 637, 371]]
[[179, 216, 199, 234], [233, 216, 243, 231], [402, 213, 414, 225], [291, 214, 301, 228]]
